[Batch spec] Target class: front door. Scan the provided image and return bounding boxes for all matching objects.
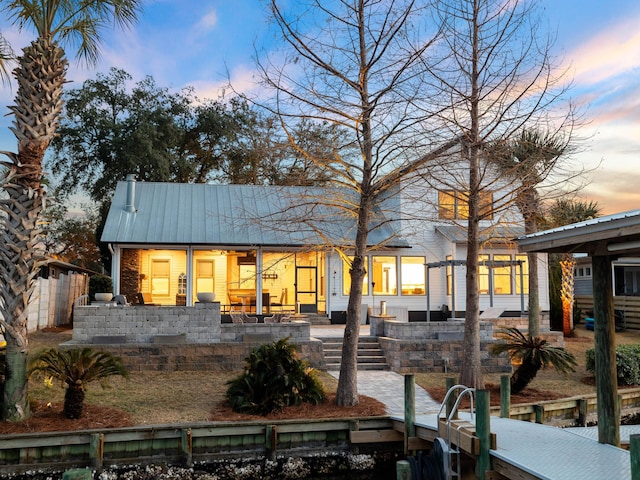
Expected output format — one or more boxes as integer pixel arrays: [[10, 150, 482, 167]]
[[296, 266, 317, 313]]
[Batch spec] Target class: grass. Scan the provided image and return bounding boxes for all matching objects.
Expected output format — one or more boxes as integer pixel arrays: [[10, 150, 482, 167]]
[[21, 325, 640, 425]]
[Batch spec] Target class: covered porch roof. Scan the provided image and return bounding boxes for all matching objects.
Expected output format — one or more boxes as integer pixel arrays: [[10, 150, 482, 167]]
[[515, 208, 640, 448], [516, 209, 640, 256]]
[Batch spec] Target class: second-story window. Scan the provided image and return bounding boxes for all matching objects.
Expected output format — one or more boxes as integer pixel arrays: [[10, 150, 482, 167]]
[[438, 190, 493, 220]]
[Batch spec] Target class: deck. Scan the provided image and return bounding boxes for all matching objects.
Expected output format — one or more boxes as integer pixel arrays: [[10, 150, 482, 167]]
[[392, 413, 631, 480]]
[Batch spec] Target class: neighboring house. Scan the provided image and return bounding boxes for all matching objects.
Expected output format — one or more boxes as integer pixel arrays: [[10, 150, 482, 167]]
[[575, 254, 640, 297], [100, 174, 548, 321]]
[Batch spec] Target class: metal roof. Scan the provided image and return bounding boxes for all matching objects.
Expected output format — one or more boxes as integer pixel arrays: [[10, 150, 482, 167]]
[[101, 179, 409, 248], [517, 209, 640, 254]]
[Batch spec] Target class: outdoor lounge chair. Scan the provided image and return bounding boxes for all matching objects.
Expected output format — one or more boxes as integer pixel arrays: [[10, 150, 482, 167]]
[[230, 312, 244, 324]]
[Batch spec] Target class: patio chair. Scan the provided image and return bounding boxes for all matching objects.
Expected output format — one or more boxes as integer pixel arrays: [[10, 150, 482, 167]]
[[270, 289, 286, 312], [230, 312, 244, 324], [136, 292, 157, 306], [242, 313, 259, 323], [113, 295, 129, 306], [263, 314, 279, 323], [227, 293, 242, 310]]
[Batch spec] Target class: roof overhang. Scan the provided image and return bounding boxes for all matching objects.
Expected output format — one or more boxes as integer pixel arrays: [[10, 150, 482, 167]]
[[516, 209, 640, 256]]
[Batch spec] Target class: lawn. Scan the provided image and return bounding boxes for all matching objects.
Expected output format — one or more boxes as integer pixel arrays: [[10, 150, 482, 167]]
[[4, 324, 639, 433]]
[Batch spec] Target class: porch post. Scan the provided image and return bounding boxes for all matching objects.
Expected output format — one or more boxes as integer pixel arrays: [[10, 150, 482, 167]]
[[592, 254, 620, 446], [426, 265, 431, 322], [186, 247, 193, 306], [488, 265, 494, 308], [111, 245, 121, 295], [451, 259, 456, 318], [256, 247, 263, 314]]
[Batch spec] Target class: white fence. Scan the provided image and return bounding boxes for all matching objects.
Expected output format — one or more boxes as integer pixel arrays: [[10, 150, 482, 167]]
[[1, 272, 89, 334]]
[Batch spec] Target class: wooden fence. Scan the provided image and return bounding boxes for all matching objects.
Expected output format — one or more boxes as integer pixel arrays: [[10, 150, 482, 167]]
[[576, 294, 640, 330], [0, 417, 396, 476]]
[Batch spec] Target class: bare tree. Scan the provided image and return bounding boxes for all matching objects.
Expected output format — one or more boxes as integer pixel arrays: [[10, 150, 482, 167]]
[[423, 0, 578, 388], [259, 0, 452, 406]]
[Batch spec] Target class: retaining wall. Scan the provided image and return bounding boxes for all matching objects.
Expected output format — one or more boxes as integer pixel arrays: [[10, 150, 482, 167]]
[[370, 317, 512, 374], [69, 303, 324, 371]]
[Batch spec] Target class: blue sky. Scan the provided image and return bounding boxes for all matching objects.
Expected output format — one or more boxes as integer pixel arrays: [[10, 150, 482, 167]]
[[0, 0, 639, 215]]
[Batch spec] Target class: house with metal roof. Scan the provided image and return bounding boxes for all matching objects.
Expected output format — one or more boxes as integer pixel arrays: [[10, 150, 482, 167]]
[[101, 174, 548, 322]]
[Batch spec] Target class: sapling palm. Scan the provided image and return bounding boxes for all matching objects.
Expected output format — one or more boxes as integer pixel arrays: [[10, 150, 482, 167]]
[[491, 328, 577, 394], [29, 348, 128, 419]]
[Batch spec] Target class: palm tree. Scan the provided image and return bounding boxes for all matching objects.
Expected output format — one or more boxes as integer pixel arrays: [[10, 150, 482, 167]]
[[29, 347, 128, 419], [0, 0, 141, 421], [491, 327, 577, 394], [489, 129, 569, 337], [544, 199, 601, 335], [0, 31, 14, 83]]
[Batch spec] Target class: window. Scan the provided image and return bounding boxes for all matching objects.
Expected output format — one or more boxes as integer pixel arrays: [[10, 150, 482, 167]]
[[372, 256, 397, 295], [343, 256, 368, 295], [438, 190, 493, 220], [178, 273, 187, 295], [196, 260, 215, 293], [493, 254, 512, 295], [515, 255, 529, 295], [478, 254, 490, 294], [151, 259, 170, 296], [401, 257, 426, 295]]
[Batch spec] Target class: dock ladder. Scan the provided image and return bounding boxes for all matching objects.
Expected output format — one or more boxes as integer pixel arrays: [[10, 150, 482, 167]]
[[436, 384, 476, 480]]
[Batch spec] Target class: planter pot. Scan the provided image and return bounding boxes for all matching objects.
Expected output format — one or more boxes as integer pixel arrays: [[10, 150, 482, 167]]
[[94, 293, 113, 302], [197, 292, 216, 303]]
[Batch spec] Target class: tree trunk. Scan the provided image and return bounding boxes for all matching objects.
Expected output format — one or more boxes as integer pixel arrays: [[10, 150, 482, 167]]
[[2, 339, 30, 421], [0, 37, 65, 421], [560, 255, 576, 336], [527, 251, 541, 337], [64, 384, 85, 419], [336, 204, 370, 406]]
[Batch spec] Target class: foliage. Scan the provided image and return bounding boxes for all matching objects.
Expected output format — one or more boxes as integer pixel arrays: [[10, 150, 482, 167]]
[[225, 338, 325, 415], [40, 195, 103, 271], [491, 328, 577, 394], [586, 344, 640, 386], [29, 347, 128, 419], [48, 68, 340, 207], [89, 274, 113, 299]]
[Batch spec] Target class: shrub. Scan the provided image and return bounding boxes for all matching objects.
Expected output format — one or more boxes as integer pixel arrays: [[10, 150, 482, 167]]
[[89, 274, 113, 300], [586, 344, 640, 386], [225, 338, 325, 415], [29, 347, 128, 419]]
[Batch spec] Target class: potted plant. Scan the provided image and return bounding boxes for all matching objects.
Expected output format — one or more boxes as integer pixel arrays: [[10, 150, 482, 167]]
[[90, 274, 113, 302]]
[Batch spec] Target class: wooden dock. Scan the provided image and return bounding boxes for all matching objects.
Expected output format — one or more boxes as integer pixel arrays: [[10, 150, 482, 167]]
[[392, 412, 632, 479]]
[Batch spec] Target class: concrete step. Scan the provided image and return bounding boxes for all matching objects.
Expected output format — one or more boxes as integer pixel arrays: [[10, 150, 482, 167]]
[[319, 336, 389, 371]]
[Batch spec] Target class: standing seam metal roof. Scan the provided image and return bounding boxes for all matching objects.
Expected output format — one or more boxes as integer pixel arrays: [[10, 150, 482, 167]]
[[101, 180, 409, 248]]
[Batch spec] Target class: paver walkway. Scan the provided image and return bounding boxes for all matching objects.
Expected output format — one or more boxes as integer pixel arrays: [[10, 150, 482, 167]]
[[311, 324, 441, 415]]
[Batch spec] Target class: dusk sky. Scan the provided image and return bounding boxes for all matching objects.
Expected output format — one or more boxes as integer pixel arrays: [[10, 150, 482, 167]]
[[0, 0, 638, 215]]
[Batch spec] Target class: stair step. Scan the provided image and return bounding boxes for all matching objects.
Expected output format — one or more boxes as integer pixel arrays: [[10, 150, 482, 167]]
[[320, 335, 389, 371]]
